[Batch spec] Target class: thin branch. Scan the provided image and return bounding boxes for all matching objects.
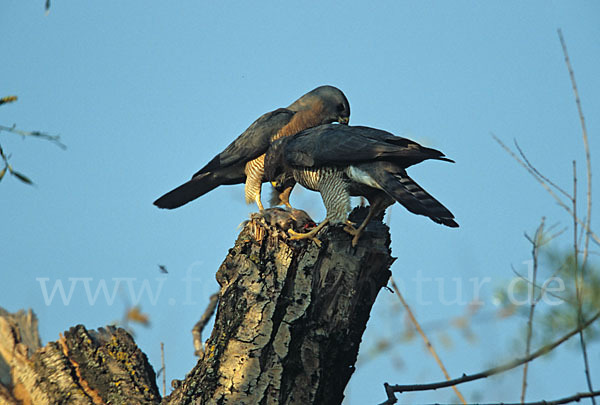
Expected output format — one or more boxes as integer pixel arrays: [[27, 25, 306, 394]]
[[521, 219, 544, 403], [558, 28, 592, 267], [559, 27, 596, 405], [0, 95, 65, 149], [575, 162, 595, 405], [160, 342, 166, 397], [493, 135, 600, 247], [572, 160, 595, 402], [511, 266, 572, 305], [410, 390, 600, 405], [192, 292, 219, 356], [515, 140, 571, 200], [389, 277, 467, 404], [493, 135, 570, 212], [0, 124, 66, 150], [0, 144, 34, 185], [380, 310, 600, 403]]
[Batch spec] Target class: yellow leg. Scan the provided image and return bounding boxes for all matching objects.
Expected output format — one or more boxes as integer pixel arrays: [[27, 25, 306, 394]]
[[345, 209, 375, 247], [342, 219, 358, 235], [287, 219, 329, 247], [279, 187, 293, 209], [255, 196, 264, 211]]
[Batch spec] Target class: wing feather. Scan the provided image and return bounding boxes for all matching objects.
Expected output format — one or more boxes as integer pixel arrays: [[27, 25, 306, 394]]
[[284, 124, 452, 169], [193, 108, 295, 177]]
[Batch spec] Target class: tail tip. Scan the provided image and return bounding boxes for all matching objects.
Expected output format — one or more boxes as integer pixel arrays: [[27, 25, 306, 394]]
[[153, 197, 179, 209], [442, 218, 459, 228]]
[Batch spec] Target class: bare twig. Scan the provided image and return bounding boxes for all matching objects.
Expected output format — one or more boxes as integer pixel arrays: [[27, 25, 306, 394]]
[[389, 277, 467, 404], [380, 310, 600, 403], [515, 141, 571, 200], [494, 135, 570, 212], [572, 161, 595, 402], [511, 265, 572, 305], [404, 390, 600, 405], [0, 96, 65, 185], [521, 218, 544, 403], [0, 144, 34, 185], [493, 135, 600, 247], [192, 292, 219, 356], [160, 342, 166, 397], [558, 28, 596, 405], [0, 124, 66, 150], [558, 28, 592, 266]]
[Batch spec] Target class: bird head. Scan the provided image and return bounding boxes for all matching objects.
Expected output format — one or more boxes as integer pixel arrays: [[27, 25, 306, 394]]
[[287, 85, 350, 126]]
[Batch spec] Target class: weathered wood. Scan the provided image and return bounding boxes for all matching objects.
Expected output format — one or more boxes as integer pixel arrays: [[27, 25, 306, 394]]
[[1, 207, 393, 405], [164, 207, 394, 405], [0, 310, 160, 405], [0, 308, 43, 405]]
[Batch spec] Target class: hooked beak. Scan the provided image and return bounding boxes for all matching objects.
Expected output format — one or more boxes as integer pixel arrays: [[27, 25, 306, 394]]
[[338, 116, 349, 125]]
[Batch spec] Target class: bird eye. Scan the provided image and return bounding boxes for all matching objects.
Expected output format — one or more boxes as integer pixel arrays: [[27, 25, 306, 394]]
[[337, 103, 346, 112]]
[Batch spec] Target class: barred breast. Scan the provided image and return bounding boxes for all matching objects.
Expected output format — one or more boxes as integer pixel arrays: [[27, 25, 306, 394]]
[[294, 167, 350, 224], [244, 154, 265, 205]]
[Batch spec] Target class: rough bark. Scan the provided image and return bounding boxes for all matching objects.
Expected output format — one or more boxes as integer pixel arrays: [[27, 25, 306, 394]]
[[164, 207, 394, 405], [0, 310, 160, 405], [0, 207, 393, 405]]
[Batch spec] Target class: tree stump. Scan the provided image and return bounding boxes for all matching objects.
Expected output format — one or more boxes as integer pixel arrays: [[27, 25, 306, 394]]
[[0, 207, 393, 405], [0, 311, 160, 405], [164, 207, 394, 405]]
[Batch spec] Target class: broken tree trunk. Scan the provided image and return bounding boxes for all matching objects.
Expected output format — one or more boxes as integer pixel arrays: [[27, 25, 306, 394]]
[[0, 310, 161, 405], [0, 207, 393, 405], [164, 207, 394, 405]]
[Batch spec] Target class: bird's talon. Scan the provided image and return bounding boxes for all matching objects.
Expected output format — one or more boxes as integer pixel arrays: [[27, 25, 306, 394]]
[[287, 229, 302, 238], [343, 224, 359, 236], [310, 236, 322, 247], [343, 223, 364, 246], [287, 220, 328, 246]]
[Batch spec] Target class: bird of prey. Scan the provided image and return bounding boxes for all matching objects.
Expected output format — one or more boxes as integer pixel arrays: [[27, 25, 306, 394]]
[[153, 86, 350, 211], [264, 124, 458, 246]]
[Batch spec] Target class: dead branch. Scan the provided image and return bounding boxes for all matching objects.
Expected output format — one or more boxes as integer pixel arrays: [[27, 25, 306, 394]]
[[410, 389, 600, 405], [558, 28, 596, 404], [192, 292, 219, 356], [389, 277, 466, 404], [0, 124, 66, 150], [493, 135, 599, 247], [521, 218, 544, 403], [0, 308, 160, 404], [380, 310, 600, 404]]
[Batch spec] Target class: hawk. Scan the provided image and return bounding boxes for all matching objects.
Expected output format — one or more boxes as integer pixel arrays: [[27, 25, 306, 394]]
[[264, 124, 458, 246], [154, 86, 350, 210]]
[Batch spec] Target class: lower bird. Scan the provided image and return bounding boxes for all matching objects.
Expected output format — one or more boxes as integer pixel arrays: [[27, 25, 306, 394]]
[[264, 124, 458, 246]]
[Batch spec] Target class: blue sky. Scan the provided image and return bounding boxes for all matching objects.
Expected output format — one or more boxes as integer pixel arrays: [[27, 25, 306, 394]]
[[1, 1, 599, 403]]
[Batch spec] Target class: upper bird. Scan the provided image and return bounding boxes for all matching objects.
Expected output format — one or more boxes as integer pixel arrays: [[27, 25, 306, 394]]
[[153, 86, 350, 210], [264, 124, 458, 246]]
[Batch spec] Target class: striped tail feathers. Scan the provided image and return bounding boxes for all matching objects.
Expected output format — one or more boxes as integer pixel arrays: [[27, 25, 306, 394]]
[[369, 166, 458, 228], [382, 143, 455, 168], [153, 172, 221, 209], [433, 155, 455, 164], [412, 144, 455, 163]]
